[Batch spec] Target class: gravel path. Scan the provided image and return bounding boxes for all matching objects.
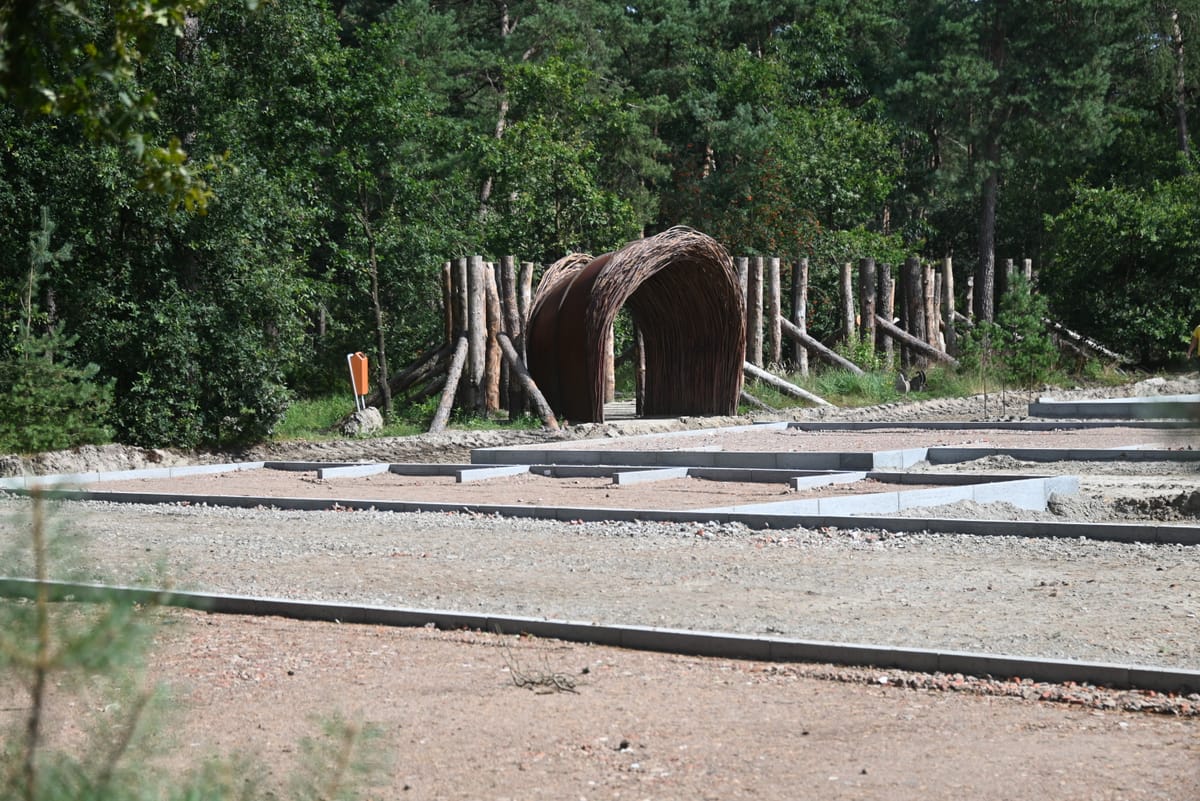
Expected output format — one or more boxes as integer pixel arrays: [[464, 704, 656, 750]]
[[5, 379, 1200, 799], [4, 496, 1197, 674]]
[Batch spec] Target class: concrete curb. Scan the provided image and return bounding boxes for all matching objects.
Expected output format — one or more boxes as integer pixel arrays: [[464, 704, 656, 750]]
[[788, 420, 1197, 431], [0, 461, 266, 490], [10, 486, 1195, 545], [927, 447, 1200, 464], [1029, 394, 1200, 420], [1, 577, 1194, 694]]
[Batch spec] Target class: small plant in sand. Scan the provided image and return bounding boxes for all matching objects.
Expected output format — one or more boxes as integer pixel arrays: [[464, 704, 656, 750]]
[[0, 491, 386, 801]]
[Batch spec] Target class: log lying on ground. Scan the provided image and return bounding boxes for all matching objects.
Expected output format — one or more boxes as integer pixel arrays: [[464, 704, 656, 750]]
[[739, 389, 777, 412], [743, 362, 833, 407], [874, 314, 960, 368], [430, 336, 469, 433], [778, 317, 865, 376], [1043, 318, 1130, 364], [498, 332, 559, 431]]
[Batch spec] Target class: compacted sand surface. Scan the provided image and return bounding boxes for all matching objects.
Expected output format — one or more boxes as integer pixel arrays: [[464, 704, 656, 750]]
[[3, 383, 1200, 799]]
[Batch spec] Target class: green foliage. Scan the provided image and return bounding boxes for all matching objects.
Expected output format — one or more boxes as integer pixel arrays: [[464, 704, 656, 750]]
[[1043, 174, 1200, 363], [0, 324, 114, 454], [3, 0, 1199, 453], [0, 0, 254, 211], [808, 368, 898, 406], [835, 334, 887, 373], [0, 210, 113, 454], [994, 274, 1058, 390], [0, 493, 388, 800]]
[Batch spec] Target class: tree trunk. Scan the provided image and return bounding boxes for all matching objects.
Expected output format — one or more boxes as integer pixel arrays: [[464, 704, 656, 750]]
[[779, 317, 864, 375], [747, 256, 763, 367], [840, 261, 854, 344], [858, 257, 876, 351], [356, 200, 391, 418], [792, 257, 809, 375], [1170, 7, 1192, 164], [498, 332, 559, 430], [942, 257, 957, 356], [484, 265, 503, 412], [976, 155, 999, 323], [466, 255, 487, 415], [767, 257, 782, 366], [431, 337, 469, 433], [878, 262, 894, 366], [743, 361, 833, 407]]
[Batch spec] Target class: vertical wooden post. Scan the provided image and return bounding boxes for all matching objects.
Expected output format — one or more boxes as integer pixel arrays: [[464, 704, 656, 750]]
[[736, 257, 749, 358], [923, 260, 939, 350], [792, 257, 809, 376], [942, 256, 957, 356], [500, 255, 524, 416], [878, 262, 894, 367], [518, 261, 535, 327], [454, 257, 469, 335], [484, 264, 502, 413], [1023, 258, 1033, 284], [858, 257, 876, 351], [634, 328, 646, 416], [965, 275, 975, 321], [933, 270, 944, 351], [441, 261, 454, 344], [904, 256, 924, 368], [768, 256, 782, 367], [604, 325, 616, 403], [748, 256, 764, 367], [840, 261, 854, 345], [466, 255, 487, 414], [1002, 257, 1015, 305]]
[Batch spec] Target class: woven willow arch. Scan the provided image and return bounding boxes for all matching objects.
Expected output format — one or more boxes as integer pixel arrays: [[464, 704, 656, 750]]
[[526, 227, 745, 423]]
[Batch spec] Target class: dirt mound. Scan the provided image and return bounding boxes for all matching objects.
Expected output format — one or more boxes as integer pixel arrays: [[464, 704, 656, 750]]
[[0, 445, 197, 478], [1115, 489, 1200, 520]]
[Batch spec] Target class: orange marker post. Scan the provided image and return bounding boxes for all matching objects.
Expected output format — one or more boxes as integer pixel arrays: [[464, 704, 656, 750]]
[[347, 352, 369, 411]]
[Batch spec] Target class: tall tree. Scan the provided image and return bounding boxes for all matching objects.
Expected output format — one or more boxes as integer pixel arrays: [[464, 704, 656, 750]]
[[886, 0, 1142, 320]]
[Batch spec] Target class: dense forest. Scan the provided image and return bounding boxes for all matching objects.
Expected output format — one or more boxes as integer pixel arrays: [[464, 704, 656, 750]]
[[1, 0, 1197, 448]]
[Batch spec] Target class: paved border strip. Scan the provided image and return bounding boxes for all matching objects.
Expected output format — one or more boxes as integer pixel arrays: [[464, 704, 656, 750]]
[[927, 447, 1200, 464], [0, 461, 266, 490], [317, 463, 391, 480], [788, 420, 1198, 432], [8, 486, 1196, 545], [1, 577, 1194, 694], [1029, 395, 1200, 420], [456, 465, 530, 483]]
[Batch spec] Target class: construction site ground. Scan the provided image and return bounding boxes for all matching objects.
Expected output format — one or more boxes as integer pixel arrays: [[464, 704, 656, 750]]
[[2, 376, 1200, 800]]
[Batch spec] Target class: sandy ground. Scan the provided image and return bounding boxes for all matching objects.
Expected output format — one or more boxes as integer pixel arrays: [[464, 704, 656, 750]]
[[4, 382, 1200, 799]]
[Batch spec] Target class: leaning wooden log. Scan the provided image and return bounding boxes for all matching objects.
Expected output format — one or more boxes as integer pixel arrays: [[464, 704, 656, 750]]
[[743, 361, 833, 407], [498, 332, 559, 430], [408, 374, 447, 407], [874, 314, 960, 368], [739, 389, 777, 412], [430, 336, 469, 433], [391, 342, 450, 390], [364, 341, 451, 408], [778, 317, 865, 376], [1042, 318, 1130, 363]]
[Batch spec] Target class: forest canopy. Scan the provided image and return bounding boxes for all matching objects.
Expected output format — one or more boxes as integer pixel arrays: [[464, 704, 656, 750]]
[[1, 0, 1197, 447]]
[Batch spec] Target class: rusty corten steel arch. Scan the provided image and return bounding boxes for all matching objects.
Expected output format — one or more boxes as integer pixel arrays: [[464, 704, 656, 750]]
[[526, 227, 745, 423]]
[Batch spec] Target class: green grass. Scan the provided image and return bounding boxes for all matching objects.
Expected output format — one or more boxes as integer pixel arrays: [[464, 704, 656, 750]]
[[275, 393, 542, 441]]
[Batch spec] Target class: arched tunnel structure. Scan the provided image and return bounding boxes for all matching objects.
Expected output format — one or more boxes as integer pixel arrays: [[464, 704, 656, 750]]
[[526, 227, 746, 423]]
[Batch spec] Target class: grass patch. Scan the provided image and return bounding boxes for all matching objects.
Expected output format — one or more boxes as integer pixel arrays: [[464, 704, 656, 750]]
[[274, 395, 355, 440], [276, 393, 543, 440]]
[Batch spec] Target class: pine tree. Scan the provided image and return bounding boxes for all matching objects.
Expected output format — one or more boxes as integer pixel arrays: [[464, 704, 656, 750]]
[[0, 209, 113, 454]]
